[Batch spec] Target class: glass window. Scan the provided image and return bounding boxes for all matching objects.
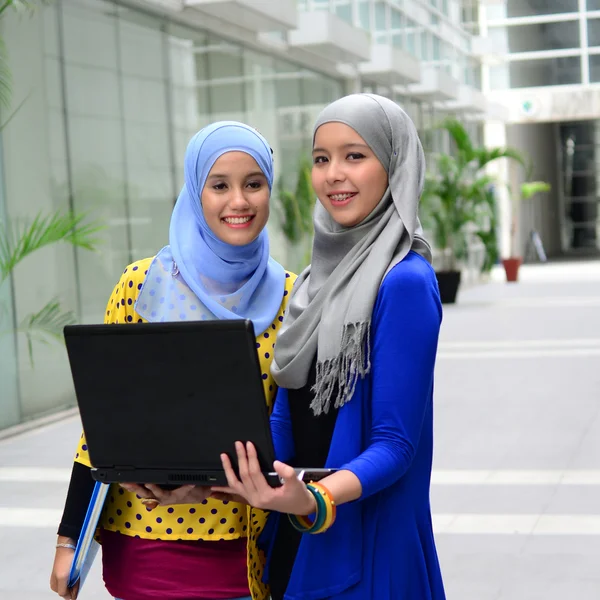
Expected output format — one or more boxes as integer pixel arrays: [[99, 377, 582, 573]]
[[432, 35, 441, 60], [588, 19, 600, 47], [205, 38, 246, 122], [0, 0, 81, 418], [421, 31, 431, 60], [61, 0, 132, 323], [588, 55, 600, 82], [358, 1, 371, 29], [508, 56, 581, 88], [167, 25, 210, 173], [334, 1, 352, 24], [506, 20, 580, 53], [0, 193, 20, 429], [588, 0, 600, 9], [506, 0, 578, 17], [117, 7, 174, 262], [405, 18, 417, 56], [374, 1, 387, 31]]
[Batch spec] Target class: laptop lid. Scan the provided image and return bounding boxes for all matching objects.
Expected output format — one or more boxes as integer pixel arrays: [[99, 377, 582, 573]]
[[64, 320, 276, 484]]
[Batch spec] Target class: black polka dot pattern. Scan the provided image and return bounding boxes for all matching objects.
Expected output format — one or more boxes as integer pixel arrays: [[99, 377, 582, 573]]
[[73, 258, 296, 600]]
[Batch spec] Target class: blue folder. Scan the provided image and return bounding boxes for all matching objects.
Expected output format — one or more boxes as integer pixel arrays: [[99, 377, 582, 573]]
[[68, 481, 110, 593]]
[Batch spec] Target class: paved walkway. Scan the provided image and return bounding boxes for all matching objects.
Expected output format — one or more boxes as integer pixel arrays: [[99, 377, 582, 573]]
[[0, 259, 599, 599]]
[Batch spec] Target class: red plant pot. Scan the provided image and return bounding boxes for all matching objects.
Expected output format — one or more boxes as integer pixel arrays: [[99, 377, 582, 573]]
[[502, 257, 522, 282]]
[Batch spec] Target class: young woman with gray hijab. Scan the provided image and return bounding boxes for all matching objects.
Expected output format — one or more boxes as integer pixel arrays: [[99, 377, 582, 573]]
[[211, 93, 445, 599]]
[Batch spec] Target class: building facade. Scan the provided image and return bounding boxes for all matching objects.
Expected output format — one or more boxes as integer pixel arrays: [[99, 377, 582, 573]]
[[481, 0, 600, 260], [0, 0, 488, 429]]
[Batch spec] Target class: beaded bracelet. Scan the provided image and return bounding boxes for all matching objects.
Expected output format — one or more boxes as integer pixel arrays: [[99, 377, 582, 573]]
[[288, 482, 336, 535]]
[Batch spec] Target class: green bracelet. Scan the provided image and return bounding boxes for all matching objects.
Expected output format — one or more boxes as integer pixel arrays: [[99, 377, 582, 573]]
[[288, 485, 328, 533]]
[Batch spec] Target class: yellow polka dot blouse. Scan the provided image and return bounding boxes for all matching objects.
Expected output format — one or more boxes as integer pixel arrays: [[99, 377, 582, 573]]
[[73, 256, 296, 600]]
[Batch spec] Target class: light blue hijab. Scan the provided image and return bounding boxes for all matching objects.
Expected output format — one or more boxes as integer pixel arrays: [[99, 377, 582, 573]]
[[135, 121, 285, 335]]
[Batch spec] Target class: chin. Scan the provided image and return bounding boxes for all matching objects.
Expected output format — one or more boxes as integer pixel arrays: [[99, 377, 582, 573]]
[[329, 213, 362, 228], [224, 232, 260, 246]]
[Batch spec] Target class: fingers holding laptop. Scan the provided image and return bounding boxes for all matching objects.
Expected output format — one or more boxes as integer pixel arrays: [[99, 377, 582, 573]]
[[214, 441, 316, 516], [144, 483, 209, 506], [119, 483, 207, 508]]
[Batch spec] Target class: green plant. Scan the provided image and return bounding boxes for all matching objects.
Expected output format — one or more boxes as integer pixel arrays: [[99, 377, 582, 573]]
[[275, 158, 315, 271], [0, 211, 103, 363], [508, 180, 551, 257], [475, 185, 500, 273], [420, 118, 526, 272]]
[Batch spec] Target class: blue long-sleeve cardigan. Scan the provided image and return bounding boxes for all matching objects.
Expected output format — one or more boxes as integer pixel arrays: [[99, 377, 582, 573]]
[[267, 251, 446, 600]]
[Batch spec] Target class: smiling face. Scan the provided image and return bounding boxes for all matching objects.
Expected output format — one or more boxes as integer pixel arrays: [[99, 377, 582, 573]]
[[311, 122, 389, 228], [201, 151, 270, 246]]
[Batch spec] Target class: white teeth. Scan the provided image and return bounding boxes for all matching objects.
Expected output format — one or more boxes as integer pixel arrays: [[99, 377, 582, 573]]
[[330, 193, 354, 201], [223, 216, 252, 224]]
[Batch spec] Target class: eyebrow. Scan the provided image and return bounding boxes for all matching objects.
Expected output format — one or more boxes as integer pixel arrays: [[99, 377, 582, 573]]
[[312, 143, 371, 154], [207, 171, 266, 179]]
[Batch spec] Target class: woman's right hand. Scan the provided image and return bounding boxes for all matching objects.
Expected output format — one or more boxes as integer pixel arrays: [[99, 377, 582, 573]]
[[50, 538, 79, 599]]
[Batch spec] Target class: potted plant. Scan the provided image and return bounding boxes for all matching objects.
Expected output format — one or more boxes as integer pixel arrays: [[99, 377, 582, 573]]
[[420, 118, 525, 303], [503, 180, 551, 282]]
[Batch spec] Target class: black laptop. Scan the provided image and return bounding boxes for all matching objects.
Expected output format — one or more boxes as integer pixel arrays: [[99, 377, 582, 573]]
[[64, 319, 290, 487]]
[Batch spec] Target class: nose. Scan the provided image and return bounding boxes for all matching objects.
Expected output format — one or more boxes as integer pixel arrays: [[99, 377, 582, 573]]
[[228, 186, 251, 210], [325, 159, 345, 185]]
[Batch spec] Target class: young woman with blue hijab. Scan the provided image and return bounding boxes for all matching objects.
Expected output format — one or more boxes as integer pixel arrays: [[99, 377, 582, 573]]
[[50, 122, 294, 600], [210, 94, 446, 599]]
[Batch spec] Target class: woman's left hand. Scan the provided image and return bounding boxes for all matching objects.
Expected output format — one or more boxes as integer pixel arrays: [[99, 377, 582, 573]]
[[212, 441, 317, 516], [119, 483, 210, 508]]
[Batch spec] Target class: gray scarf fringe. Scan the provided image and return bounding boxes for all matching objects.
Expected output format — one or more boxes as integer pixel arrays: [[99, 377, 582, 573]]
[[311, 321, 372, 415]]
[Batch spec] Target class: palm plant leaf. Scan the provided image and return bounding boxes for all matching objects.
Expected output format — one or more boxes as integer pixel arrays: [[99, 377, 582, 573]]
[[0, 35, 11, 110], [15, 298, 75, 366], [0, 92, 29, 132], [473, 146, 527, 170], [275, 177, 301, 243], [0, 210, 103, 283], [294, 159, 314, 235], [520, 181, 551, 200], [0, 0, 50, 17], [439, 118, 474, 161]]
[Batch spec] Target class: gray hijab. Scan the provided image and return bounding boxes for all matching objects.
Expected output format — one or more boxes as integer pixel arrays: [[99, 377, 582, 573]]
[[271, 93, 432, 415]]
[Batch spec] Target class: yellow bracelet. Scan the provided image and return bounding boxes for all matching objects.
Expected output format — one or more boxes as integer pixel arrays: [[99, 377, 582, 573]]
[[306, 482, 336, 534]]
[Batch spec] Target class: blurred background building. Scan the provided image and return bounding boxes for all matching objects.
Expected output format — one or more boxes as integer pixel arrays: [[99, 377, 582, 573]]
[[0, 0, 598, 430], [482, 0, 600, 263]]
